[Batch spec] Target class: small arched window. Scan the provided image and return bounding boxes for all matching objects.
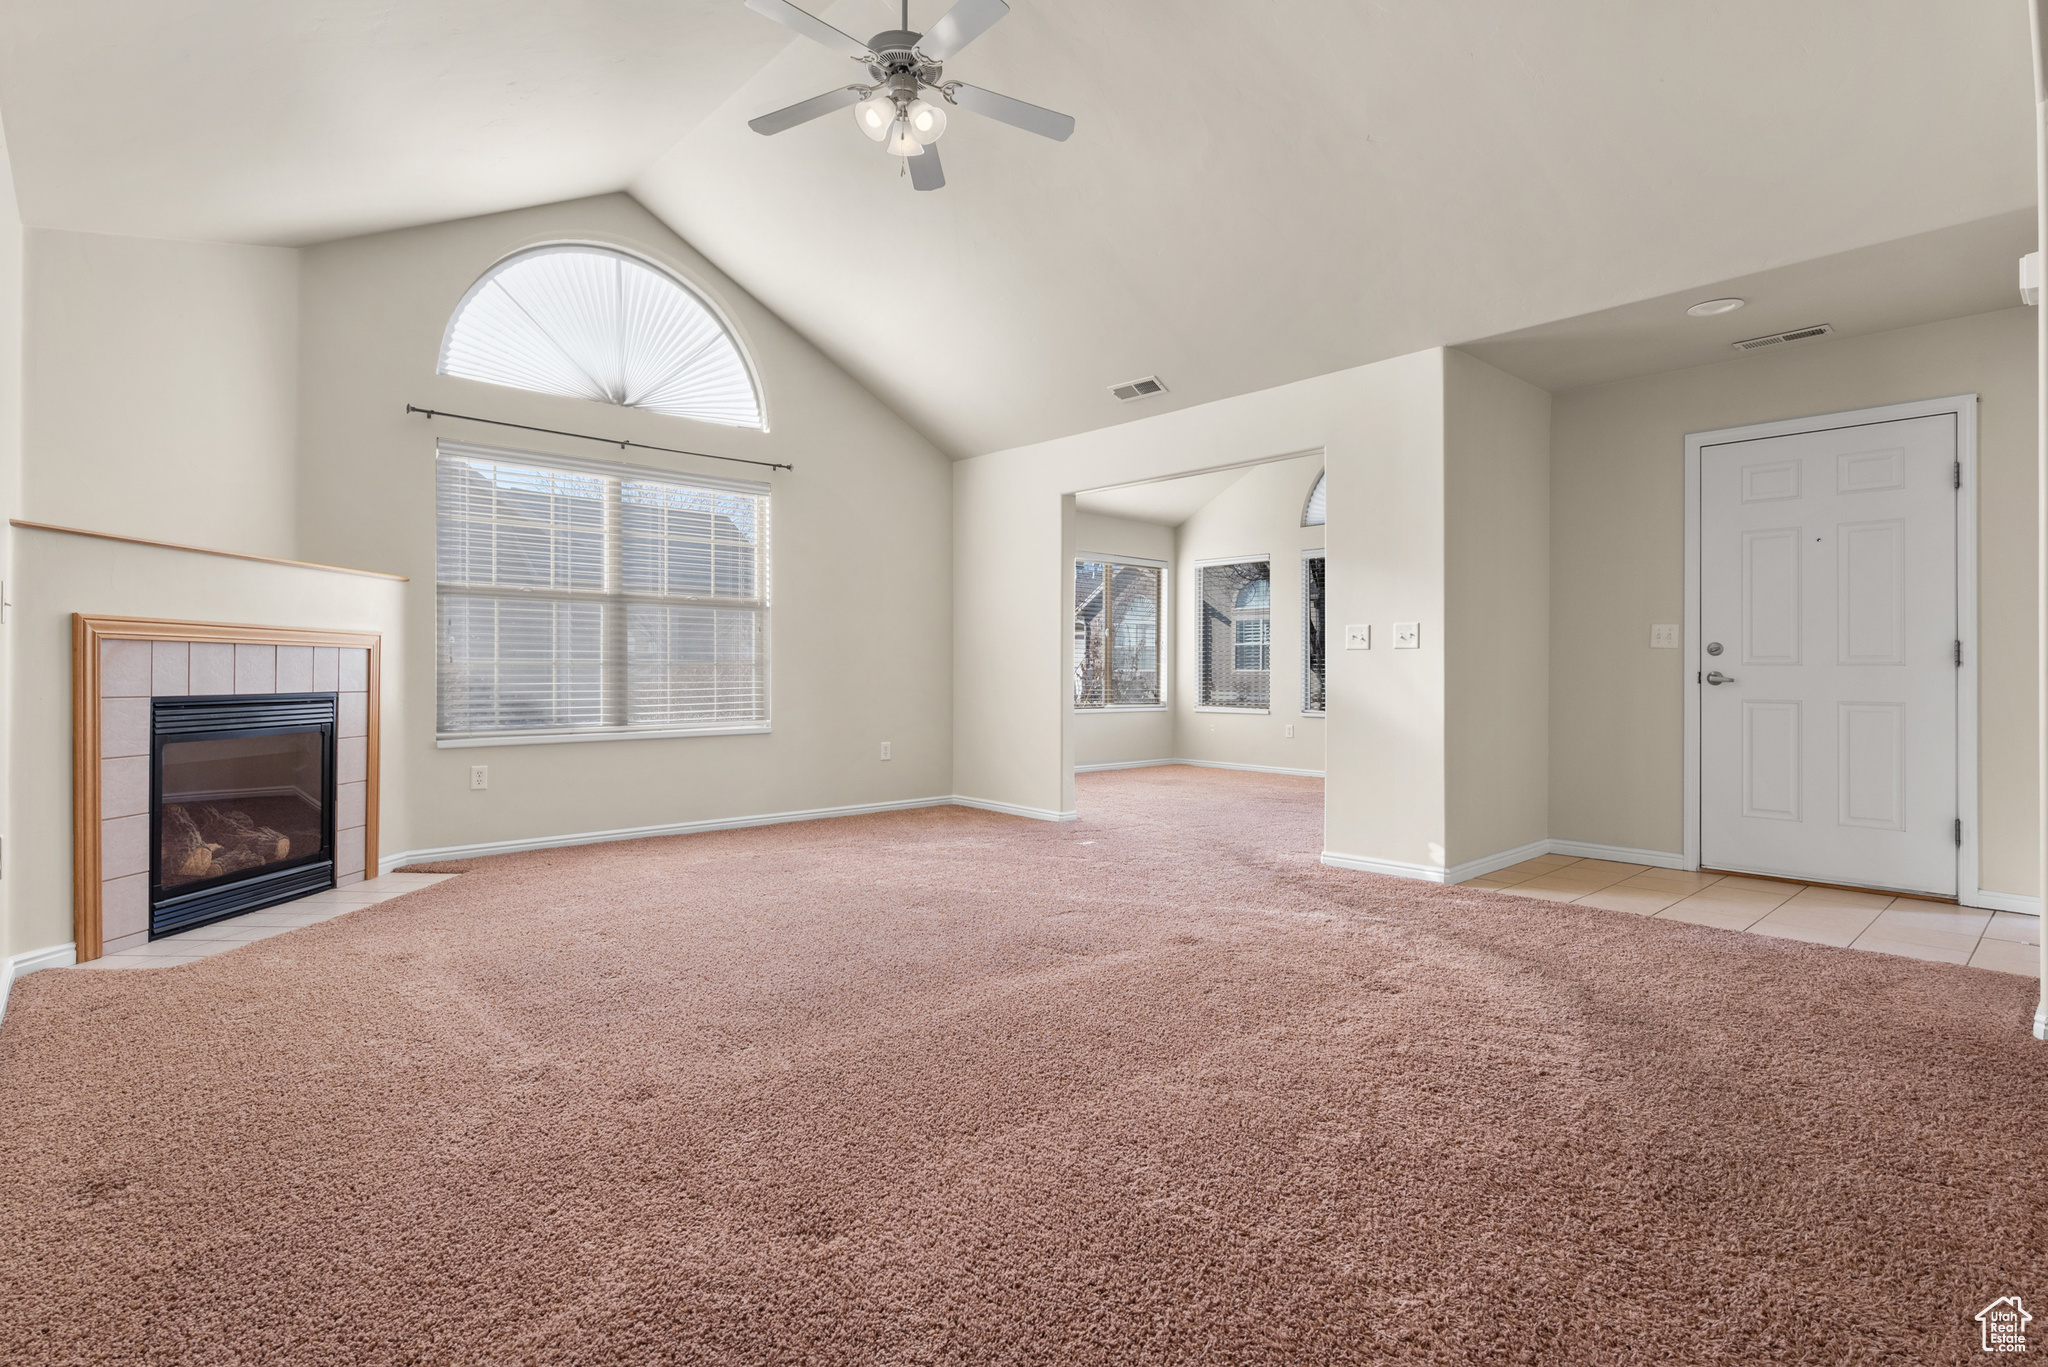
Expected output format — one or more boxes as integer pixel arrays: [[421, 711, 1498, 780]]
[[440, 245, 764, 429], [1302, 470, 1326, 526], [1232, 578, 1270, 671]]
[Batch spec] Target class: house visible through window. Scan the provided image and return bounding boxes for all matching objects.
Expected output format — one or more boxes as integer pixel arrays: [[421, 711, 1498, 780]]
[[1302, 550, 1326, 714], [435, 441, 770, 742], [1074, 558, 1163, 707], [1199, 559, 1271, 708]]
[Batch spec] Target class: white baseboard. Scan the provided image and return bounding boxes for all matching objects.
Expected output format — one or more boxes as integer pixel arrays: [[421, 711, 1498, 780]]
[[1546, 839, 1688, 871], [1, 942, 79, 1024], [1074, 758, 1325, 778], [381, 796, 962, 872], [1073, 759, 1180, 773], [1323, 837, 1687, 886], [1319, 850, 1453, 882], [378, 793, 1084, 872], [1964, 888, 2041, 916], [1448, 840, 1555, 883], [948, 795, 1079, 823]]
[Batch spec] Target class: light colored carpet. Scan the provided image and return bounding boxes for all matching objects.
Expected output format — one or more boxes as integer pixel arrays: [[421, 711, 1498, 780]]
[[1, 765, 2042, 1364]]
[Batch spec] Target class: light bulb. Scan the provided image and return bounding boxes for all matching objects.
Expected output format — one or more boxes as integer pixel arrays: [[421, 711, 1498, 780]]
[[854, 94, 896, 142], [885, 119, 924, 157], [905, 97, 948, 145]]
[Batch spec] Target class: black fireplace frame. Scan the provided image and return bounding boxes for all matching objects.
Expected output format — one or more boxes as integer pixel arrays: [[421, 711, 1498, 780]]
[[149, 693, 339, 939]]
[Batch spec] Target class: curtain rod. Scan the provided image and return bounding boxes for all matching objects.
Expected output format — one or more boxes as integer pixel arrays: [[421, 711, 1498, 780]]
[[404, 405, 793, 472]]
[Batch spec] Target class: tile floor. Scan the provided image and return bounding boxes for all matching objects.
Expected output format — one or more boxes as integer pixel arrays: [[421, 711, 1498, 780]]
[[1465, 856, 2037, 975], [72, 872, 457, 970]]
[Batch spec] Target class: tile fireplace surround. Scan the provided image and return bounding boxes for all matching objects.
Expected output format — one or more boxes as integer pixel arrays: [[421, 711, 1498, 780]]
[[72, 616, 382, 962]]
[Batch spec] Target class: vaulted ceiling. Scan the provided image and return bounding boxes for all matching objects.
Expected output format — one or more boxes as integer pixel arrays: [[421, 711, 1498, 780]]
[[0, 2, 2034, 456]]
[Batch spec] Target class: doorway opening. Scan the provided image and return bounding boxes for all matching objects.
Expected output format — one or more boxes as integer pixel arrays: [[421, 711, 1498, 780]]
[[1067, 453, 1327, 841]]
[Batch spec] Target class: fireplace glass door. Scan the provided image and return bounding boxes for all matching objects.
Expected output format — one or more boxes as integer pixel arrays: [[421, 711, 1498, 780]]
[[151, 694, 337, 937], [160, 730, 327, 887]]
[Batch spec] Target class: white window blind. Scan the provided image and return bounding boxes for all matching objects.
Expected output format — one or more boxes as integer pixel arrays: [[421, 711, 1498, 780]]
[[1199, 559, 1270, 708], [435, 441, 770, 742], [1303, 470, 1326, 527], [1074, 559, 1163, 707], [1302, 550, 1326, 714], [440, 245, 764, 429]]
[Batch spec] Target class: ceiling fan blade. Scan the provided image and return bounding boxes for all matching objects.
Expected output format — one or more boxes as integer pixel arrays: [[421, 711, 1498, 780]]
[[917, 0, 1008, 61], [943, 82, 1074, 141], [748, 86, 865, 135], [743, 0, 873, 59], [908, 140, 946, 191]]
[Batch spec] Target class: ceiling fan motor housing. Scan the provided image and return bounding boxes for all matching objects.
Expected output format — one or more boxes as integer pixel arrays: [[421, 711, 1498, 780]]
[[864, 30, 941, 88]]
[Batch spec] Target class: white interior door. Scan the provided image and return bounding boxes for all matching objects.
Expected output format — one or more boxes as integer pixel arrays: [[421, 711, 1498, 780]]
[[1698, 413, 1958, 895]]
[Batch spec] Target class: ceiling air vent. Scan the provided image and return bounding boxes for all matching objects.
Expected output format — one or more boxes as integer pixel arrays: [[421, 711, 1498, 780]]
[[1731, 323, 1834, 353], [1109, 375, 1168, 401]]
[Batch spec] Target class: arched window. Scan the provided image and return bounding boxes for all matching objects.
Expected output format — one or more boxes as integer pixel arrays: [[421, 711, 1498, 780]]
[[440, 245, 764, 429], [1232, 577, 1271, 671], [1302, 470, 1326, 526]]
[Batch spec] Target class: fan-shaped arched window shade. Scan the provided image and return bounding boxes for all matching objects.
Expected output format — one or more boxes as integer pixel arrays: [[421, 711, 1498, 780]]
[[1303, 470, 1326, 526], [440, 246, 764, 429]]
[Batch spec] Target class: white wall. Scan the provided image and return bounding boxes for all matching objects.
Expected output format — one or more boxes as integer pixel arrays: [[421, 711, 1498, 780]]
[[1444, 350, 1551, 863], [295, 194, 955, 857], [955, 348, 1452, 867], [23, 230, 298, 558], [1173, 452, 1326, 775], [0, 120, 23, 979], [1071, 511, 1174, 769], [1549, 307, 2036, 894]]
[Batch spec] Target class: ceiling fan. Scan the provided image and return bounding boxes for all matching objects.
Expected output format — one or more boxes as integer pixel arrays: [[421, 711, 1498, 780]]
[[744, 0, 1075, 191]]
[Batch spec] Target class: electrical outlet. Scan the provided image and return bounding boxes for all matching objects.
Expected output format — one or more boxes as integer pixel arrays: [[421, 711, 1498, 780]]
[[879, 741, 892, 761], [470, 764, 488, 791], [1285, 724, 1294, 738], [1393, 621, 1421, 649], [1650, 624, 1679, 649], [1344, 624, 1371, 650]]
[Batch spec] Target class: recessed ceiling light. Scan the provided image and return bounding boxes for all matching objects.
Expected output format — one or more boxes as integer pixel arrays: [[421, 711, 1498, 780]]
[[1687, 298, 1746, 317]]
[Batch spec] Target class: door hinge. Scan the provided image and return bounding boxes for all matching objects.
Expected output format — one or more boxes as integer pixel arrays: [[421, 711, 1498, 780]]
[[1954, 460, 1962, 490], [1955, 639, 1963, 667], [1955, 818, 1963, 848]]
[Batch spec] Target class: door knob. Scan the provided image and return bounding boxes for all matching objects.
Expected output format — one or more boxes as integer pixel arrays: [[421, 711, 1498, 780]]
[[1705, 671, 1735, 685]]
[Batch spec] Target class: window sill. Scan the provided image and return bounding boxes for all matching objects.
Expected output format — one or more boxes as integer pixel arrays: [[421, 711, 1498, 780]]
[[1194, 706, 1270, 715], [1301, 710, 1326, 718], [437, 723, 772, 748], [1075, 705, 1169, 713]]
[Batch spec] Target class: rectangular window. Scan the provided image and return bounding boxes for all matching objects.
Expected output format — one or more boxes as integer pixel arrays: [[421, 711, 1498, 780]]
[[1302, 550, 1326, 714], [435, 441, 770, 743], [1199, 558, 1270, 709], [1073, 558, 1163, 708]]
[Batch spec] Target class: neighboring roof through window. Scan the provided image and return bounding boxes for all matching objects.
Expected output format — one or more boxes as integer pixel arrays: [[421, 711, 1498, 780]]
[[440, 244, 764, 429]]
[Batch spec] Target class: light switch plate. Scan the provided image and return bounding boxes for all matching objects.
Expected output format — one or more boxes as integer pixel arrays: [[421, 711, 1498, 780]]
[[1650, 624, 1679, 649], [1392, 622, 1421, 650], [1344, 624, 1372, 650]]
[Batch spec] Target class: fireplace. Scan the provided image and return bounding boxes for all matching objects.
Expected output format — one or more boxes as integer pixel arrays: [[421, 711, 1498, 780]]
[[150, 693, 338, 938]]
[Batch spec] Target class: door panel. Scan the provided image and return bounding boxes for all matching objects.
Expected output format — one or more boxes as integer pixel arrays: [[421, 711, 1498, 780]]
[[1699, 413, 1956, 895]]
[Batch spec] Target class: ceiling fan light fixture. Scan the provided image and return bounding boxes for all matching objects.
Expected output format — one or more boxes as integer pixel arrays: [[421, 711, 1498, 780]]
[[885, 120, 925, 156], [906, 97, 948, 144], [855, 93, 897, 140]]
